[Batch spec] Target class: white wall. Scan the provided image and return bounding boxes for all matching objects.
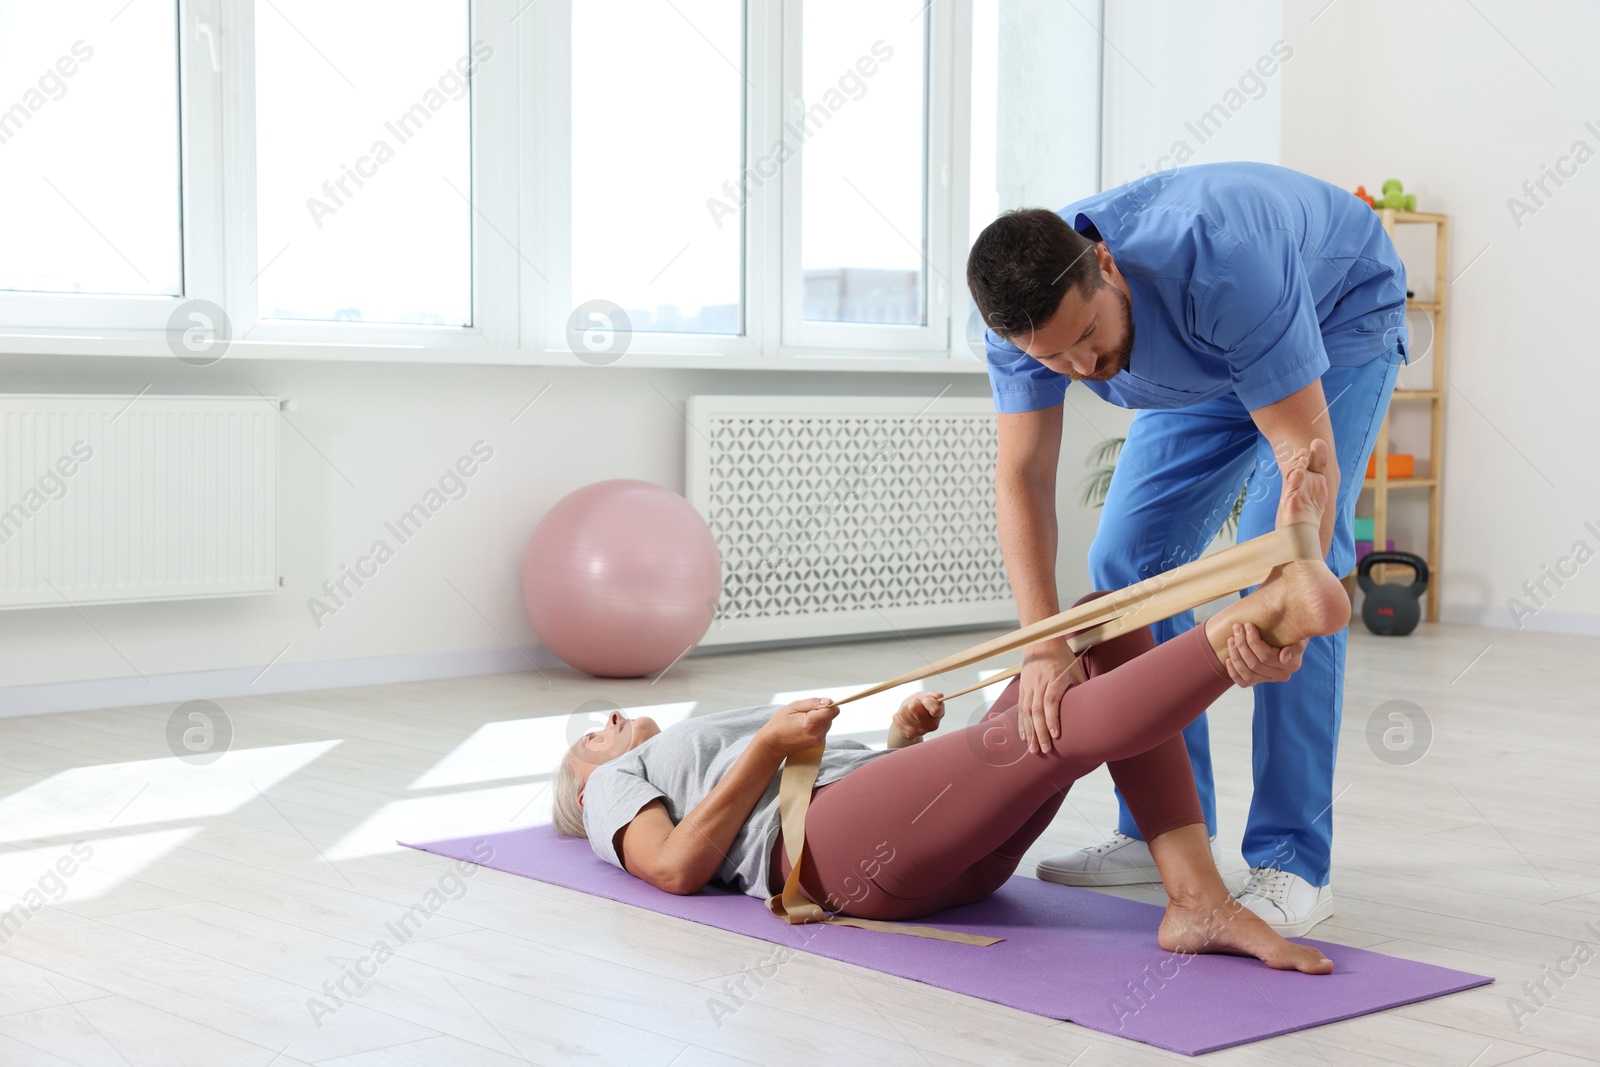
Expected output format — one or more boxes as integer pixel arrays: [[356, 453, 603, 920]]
[[1280, 0, 1600, 633], [0, 354, 1116, 714], [1101, 0, 1286, 186]]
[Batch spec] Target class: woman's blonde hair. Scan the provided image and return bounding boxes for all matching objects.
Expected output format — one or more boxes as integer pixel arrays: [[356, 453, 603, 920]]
[[551, 748, 587, 838]]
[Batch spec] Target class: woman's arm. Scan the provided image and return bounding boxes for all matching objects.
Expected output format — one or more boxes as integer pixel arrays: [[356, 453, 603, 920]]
[[888, 690, 945, 748], [615, 697, 837, 895]]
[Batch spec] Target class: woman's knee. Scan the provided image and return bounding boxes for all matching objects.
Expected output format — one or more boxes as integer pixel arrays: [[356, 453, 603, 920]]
[[979, 676, 1022, 723], [1065, 588, 1156, 671]]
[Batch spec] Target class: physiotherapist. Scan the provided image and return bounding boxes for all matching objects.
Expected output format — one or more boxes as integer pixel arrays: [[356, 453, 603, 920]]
[[965, 160, 1409, 935]]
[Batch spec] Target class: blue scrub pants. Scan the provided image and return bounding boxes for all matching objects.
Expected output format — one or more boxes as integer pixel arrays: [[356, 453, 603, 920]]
[[1087, 319, 1405, 887]]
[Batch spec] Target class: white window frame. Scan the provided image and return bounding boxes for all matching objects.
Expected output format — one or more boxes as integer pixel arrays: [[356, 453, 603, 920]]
[[218, 0, 517, 351], [944, 0, 1107, 366], [528, 0, 959, 363], [778, 0, 953, 356], [0, 0, 1098, 372], [0, 0, 225, 336], [944, 0, 981, 364], [522, 0, 770, 360]]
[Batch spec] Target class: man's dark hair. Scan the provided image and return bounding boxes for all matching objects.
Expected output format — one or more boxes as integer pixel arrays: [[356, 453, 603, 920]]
[[966, 208, 1102, 339]]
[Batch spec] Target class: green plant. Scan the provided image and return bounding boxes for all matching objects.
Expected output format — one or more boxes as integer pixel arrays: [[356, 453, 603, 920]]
[[1078, 436, 1125, 510], [1080, 436, 1248, 538]]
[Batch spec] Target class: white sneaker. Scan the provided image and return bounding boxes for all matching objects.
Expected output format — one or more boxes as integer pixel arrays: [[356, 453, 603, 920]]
[[1236, 867, 1333, 936], [1036, 831, 1218, 887]]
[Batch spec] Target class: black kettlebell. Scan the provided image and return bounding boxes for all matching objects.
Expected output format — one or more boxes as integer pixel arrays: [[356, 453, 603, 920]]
[[1357, 551, 1428, 636]]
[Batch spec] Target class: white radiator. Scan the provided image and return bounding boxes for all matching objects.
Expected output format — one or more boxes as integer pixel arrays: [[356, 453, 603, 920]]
[[0, 395, 279, 609], [686, 395, 1014, 645]]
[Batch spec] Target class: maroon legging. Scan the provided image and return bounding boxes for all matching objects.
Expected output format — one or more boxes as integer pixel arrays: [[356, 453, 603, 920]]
[[770, 593, 1233, 920]]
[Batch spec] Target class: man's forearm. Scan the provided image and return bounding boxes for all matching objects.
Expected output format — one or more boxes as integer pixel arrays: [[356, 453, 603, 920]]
[[996, 468, 1065, 631]]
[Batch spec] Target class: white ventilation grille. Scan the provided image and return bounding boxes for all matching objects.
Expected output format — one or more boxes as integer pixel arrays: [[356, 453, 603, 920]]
[[0, 395, 279, 610], [687, 396, 1014, 645]]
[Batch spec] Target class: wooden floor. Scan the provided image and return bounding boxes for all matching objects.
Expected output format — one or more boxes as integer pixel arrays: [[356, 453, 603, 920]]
[[1, 621, 1598, 1066]]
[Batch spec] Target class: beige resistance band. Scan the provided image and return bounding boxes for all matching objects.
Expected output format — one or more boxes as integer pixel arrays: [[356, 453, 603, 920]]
[[764, 521, 1322, 946]]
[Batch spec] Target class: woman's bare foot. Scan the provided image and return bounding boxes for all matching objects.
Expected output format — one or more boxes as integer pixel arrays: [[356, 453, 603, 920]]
[[1251, 559, 1351, 645], [1159, 894, 1334, 974], [1275, 440, 1328, 531], [1211, 441, 1350, 649]]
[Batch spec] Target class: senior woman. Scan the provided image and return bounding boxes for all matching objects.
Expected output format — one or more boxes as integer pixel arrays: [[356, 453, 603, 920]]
[[553, 445, 1347, 974]]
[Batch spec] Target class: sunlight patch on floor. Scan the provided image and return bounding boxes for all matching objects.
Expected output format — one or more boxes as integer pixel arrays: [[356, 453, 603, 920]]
[[0, 741, 342, 845], [328, 782, 566, 857], [408, 701, 699, 790], [0, 827, 200, 905]]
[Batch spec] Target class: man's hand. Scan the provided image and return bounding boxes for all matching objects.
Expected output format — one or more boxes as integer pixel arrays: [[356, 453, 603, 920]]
[[757, 697, 838, 757], [1018, 639, 1089, 754], [889, 691, 945, 746], [1222, 622, 1307, 687], [994, 406, 1076, 754]]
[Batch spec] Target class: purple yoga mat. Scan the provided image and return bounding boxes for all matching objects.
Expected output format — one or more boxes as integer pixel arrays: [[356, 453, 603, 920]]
[[402, 824, 1491, 1056]]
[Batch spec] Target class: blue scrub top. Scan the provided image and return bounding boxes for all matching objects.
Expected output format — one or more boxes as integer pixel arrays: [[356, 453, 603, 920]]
[[983, 161, 1409, 414]]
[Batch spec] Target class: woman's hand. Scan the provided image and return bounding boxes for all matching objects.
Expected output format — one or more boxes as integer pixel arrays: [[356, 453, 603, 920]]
[[889, 691, 945, 746], [757, 697, 839, 757], [1018, 639, 1089, 754], [1223, 622, 1306, 687]]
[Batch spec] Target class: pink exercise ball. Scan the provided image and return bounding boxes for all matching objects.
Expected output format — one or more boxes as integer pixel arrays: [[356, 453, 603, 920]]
[[522, 479, 722, 678]]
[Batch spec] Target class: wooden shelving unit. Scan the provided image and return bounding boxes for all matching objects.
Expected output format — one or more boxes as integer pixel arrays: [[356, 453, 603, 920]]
[[1361, 209, 1448, 622]]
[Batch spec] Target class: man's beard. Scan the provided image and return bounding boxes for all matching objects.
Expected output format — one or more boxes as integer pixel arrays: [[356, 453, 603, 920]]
[[1066, 283, 1135, 382]]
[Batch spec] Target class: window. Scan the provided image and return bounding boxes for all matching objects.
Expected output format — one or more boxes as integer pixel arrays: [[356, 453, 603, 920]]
[[963, 0, 1102, 350], [798, 0, 927, 327], [0, 1, 182, 297], [0, 0, 1101, 364], [253, 0, 474, 326], [966, 0, 1100, 232], [569, 0, 744, 336]]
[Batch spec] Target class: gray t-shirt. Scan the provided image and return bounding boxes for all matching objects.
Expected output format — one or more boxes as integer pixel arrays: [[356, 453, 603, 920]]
[[581, 703, 892, 898]]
